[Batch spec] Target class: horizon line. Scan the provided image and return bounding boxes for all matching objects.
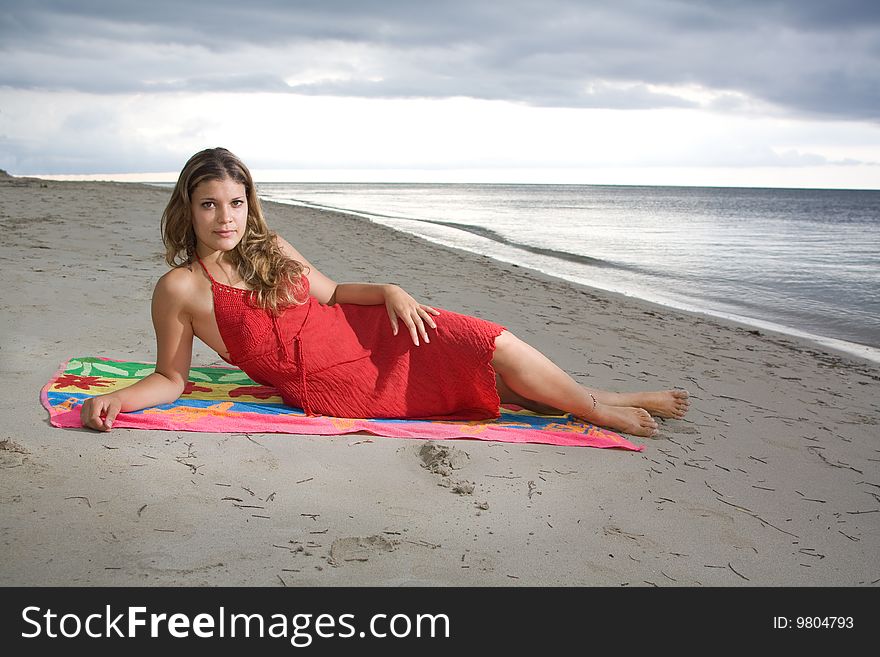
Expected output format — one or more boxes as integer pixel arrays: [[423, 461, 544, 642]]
[[19, 172, 880, 193]]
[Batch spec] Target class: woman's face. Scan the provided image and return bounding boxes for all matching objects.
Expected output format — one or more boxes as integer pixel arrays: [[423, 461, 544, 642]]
[[190, 177, 248, 256]]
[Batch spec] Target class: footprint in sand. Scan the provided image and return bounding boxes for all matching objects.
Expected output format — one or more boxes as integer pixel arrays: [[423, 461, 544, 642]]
[[0, 439, 39, 472], [418, 442, 475, 495], [328, 535, 400, 566]]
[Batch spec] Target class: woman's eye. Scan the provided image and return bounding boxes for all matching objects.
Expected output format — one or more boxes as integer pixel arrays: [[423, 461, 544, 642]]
[[231, 200, 244, 207], [201, 202, 214, 209]]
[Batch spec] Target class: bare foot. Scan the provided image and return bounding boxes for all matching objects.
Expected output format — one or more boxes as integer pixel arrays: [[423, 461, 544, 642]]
[[584, 404, 658, 438], [598, 389, 690, 419], [636, 389, 690, 419]]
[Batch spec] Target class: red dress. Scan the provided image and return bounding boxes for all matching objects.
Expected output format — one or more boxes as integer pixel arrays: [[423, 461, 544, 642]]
[[195, 256, 505, 420]]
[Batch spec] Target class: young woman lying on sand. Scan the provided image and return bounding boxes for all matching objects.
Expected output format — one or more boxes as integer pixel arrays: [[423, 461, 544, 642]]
[[81, 147, 689, 436]]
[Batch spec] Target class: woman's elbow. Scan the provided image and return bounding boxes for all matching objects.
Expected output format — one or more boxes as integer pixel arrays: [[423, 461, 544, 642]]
[[154, 370, 187, 401]]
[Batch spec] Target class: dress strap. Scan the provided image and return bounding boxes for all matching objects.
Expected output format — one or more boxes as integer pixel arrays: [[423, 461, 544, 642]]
[[193, 253, 218, 285]]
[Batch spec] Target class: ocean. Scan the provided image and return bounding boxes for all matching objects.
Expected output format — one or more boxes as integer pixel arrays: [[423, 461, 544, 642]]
[[254, 183, 880, 362]]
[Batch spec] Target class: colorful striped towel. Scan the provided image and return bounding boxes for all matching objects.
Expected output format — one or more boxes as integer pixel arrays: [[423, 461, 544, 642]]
[[41, 357, 643, 450]]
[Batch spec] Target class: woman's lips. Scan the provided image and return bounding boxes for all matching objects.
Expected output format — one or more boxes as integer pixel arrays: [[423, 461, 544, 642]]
[[215, 230, 236, 237]]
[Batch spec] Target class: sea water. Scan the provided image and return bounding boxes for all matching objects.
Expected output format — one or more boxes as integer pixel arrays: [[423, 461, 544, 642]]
[[256, 183, 880, 361]]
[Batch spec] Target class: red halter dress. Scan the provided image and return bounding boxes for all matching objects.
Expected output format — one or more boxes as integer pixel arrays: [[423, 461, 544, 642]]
[[195, 255, 505, 420]]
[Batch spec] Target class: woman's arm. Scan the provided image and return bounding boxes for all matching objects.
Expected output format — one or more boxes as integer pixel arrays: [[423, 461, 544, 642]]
[[80, 271, 194, 431], [335, 283, 439, 346], [275, 234, 439, 346], [275, 235, 338, 304]]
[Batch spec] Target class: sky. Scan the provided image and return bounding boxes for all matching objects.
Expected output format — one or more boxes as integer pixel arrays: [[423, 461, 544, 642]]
[[1, 0, 879, 188]]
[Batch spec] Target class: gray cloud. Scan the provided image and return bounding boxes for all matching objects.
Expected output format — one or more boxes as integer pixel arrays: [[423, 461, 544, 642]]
[[0, 132, 178, 174], [1, 0, 878, 120]]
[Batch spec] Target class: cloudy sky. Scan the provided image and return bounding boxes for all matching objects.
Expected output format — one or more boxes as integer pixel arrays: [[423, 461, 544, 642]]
[[2, 0, 879, 187]]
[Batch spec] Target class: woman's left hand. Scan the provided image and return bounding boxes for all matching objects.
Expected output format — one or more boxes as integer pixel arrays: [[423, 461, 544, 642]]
[[383, 284, 440, 346]]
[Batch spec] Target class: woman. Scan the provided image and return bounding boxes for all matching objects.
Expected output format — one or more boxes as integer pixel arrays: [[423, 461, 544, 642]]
[[81, 148, 689, 435]]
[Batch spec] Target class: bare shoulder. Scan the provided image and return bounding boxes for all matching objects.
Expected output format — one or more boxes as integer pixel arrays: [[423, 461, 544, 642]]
[[274, 233, 315, 274], [153, 265, 203, 308], [274, 233, 301, 258]]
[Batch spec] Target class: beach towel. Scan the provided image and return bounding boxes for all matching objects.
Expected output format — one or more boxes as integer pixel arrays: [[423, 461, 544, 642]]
[[41, 357, 643, 450]]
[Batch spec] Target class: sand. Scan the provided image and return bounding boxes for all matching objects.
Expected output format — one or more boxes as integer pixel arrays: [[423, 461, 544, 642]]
[[0, 176, 878, 587]]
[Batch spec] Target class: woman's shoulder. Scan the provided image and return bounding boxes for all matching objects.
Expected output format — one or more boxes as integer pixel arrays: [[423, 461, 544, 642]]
[[153, 264, 206, 305], [274, 233, 296, 256], [274, 233, 307, 262]]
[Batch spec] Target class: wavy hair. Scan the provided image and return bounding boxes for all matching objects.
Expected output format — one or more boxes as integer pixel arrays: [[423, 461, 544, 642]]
[[161, 147, 307, 313]]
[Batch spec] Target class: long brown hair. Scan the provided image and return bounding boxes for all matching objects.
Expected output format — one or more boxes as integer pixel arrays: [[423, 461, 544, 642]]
[[161, 147, 307, 313]]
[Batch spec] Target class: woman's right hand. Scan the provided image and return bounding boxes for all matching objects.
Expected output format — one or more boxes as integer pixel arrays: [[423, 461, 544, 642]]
[[80, 394, 122, 432]]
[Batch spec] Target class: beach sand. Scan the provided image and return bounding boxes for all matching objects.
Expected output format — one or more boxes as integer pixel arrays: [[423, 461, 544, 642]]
[[1, 175, 878, 587]]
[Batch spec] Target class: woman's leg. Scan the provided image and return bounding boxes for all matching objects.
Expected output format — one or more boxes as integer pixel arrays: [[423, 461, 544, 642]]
[[491, 331, 689, 437], [494, 374, 563, 416]]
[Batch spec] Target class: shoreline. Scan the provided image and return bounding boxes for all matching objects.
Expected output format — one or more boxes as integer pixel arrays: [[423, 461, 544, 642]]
[[1, 177, 878, 587], [265, 195, 880, 366]]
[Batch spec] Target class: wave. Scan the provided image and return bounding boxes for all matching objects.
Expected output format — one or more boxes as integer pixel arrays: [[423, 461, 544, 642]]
[[264, 195, 661, 279]]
